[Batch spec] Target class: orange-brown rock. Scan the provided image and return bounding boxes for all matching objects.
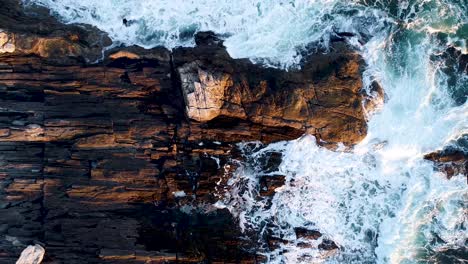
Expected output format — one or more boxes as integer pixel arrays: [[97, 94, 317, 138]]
[[424, 135, 467, 180], [259, 175, 286, 197], [174, 32, 367, 146], [0, 1, 371, 263]]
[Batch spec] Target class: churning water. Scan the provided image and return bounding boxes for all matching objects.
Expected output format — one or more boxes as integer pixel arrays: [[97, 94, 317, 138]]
[[24, 0, 467, 263]]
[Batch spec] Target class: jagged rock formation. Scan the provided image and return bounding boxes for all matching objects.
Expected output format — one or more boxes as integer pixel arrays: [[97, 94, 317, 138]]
[[424, 134, 467, 180], [0, 0, 371, 263], [174, 32, 367, 145]]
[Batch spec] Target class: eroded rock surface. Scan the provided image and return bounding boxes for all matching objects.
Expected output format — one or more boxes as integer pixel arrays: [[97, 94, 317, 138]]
[[0, 1, 371, 263], [424, 135, 467, 180], [174, 32, 367, 146]]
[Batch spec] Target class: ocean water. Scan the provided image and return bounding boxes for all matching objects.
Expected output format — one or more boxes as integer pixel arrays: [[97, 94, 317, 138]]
[[24, 0, 467, 263]]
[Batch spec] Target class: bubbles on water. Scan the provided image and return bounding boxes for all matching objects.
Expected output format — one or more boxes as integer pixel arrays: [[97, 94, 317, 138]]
[[217, 0, 466, 262], [22, 0, 395, 67], [222, 134, 466, 263]]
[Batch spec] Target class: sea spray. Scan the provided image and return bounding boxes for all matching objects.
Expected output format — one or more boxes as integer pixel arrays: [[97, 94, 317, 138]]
[[22, 0, 389, 68]]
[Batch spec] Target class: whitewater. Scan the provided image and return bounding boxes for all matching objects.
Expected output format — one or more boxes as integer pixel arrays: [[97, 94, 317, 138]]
[[24, 0, 467, 263]]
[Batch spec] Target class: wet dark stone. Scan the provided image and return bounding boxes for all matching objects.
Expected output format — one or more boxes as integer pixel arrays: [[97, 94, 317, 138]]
[[429, 247, 468, 264], [259, 175, 286, 196], [430, 46, 468, 106], [136, 207, 251, 262], [258, 151, 283, 173], [194, 31, 223, 47], [266, 235, 289, 250], [294, 227, 322, 240], [424, 134, 467, 179], [318, 239, 339, 250]]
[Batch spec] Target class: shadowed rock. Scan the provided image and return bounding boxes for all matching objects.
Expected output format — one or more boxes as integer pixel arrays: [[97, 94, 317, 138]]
[[363, 81, 387, 115], [318, 239, 339, 251], [424, 134, 467, 179], [258, 151, 283, 173], [430, 45, 468, 106], [294, 227, 322, 240], [259, 175, 286, 196]]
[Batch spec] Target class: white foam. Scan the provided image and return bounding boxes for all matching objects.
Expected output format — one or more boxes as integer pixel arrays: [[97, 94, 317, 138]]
[[24, 0, 383, 67], [172, 190, 186, 198], [218, 1, 467, 263]]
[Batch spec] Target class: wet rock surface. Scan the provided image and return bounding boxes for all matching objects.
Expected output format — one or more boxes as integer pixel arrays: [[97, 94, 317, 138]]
[[0, 1, 370, 263], [430, 45, 468, 106], [424, 134, 467, 180], [259, 175, 286, 197], [363, 81, 386, 115], [294, 227, 322, 241]]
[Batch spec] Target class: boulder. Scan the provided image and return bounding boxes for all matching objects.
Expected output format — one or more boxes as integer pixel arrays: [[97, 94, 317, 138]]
[[259, 175, 286, 196], [16, 245, 45, 264], [318, 239, 339, 251], [363, 81, 386, 115], [294, 227, 322, 240], [173, 35, 368, 146], [424, 135, 467, 179]]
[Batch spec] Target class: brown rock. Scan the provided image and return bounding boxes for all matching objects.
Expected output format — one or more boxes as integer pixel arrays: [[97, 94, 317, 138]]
[[424, 134, 467, 179], [173, 39, 368, 146], [294, 227, 322, 240], [0, 31, 15, 53], [109, 51, 140, 60], [0, 0, 372, 263], [259, 175, 286, 196], [178, 61, 244, 122]]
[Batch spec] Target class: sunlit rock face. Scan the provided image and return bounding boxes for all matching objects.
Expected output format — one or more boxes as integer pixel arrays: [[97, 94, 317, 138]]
[[7, 0, 466, 263], [0, 31, 16, 53], [179, 61, 241, 122], [174, 32, 368, 146], [0, 1, 371, 263]]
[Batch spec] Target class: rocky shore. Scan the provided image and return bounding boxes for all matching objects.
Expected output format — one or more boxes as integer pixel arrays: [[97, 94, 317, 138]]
[[424, 135, 467, 180], [0, 0, 435, 263]]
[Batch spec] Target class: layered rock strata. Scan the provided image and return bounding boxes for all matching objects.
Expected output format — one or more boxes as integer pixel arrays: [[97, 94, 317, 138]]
[[0, 0, 371, 263]]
